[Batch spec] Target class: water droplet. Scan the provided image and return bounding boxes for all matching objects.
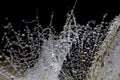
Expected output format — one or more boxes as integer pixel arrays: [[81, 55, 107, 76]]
[[11, 76, 15, 80], [18, 34, 20, 36], [25, 44, 29, 47], [11, 29, 14, 31], [22, 34, 25, 37], [4, 26, 9, 29], [4, 32, 7, 35], [0, 55, 2, 58]]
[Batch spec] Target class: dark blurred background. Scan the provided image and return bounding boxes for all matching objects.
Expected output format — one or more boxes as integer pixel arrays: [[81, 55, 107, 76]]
[[0, 0, 120, 32]]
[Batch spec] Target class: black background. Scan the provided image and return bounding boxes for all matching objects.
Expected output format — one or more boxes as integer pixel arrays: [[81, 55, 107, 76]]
[[0, 0, 120, 32]]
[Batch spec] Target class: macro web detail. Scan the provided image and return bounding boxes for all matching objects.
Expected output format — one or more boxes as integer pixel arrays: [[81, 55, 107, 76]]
[[58, 14, 120, 80], [0, 12, 120, 80]]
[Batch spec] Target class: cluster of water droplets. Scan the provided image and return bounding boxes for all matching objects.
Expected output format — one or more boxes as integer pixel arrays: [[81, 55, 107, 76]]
[[58, 14, 111, 80], [0, 14, 120, 80], [1, 20, 43, 76]]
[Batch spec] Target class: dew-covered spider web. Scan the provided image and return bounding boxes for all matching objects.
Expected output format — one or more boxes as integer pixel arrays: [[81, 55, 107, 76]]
[[0, 12, 120, 80]]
